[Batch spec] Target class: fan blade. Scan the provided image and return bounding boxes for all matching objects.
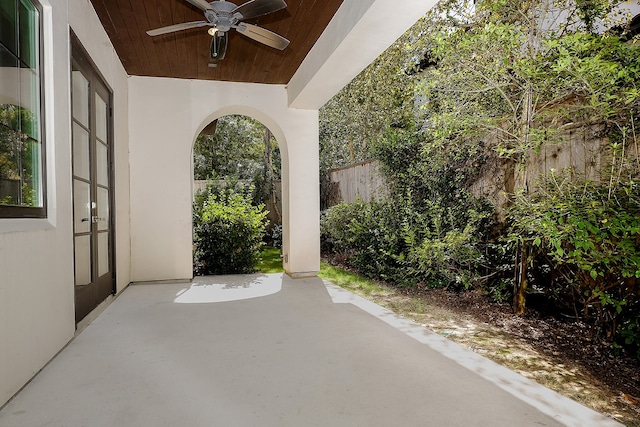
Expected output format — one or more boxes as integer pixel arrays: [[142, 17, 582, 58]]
[[232, 0, 286, 20], [236, 23, 289, 50], [147, 21, 209, 36], [184, 0, 213, 12]]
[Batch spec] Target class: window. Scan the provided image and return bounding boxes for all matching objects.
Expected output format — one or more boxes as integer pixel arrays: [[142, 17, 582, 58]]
[[0, 0, 44, 218]]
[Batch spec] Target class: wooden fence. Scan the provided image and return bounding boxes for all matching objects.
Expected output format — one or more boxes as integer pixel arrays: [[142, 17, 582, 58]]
[[468, 124, 627, 221], [326, 124, 636, 217], [327, 160, 387, 206]]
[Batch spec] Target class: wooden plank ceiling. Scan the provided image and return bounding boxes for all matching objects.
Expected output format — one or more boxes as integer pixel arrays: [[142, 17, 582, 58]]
[[90, 0, 345, 85]]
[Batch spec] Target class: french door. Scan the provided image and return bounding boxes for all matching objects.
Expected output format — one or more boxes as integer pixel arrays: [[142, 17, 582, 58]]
[[71, 37, 114, 323]]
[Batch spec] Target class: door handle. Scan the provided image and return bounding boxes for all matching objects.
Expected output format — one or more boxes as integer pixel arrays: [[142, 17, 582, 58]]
[[91, 216, 105, 223]]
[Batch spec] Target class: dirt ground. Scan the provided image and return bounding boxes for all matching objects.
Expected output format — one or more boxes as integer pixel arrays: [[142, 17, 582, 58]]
[[326, 262, 640, 426], [408, 287, 640, 426]]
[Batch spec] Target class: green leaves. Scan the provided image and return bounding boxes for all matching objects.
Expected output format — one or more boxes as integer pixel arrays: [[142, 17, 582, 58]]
[[508, 169, 640, 350], [321, 194, 493, 289], [193, 115, 274, 181], [193, 184, 268, 275], [412, 0, 640, 164], [319, 28, 420, 170]]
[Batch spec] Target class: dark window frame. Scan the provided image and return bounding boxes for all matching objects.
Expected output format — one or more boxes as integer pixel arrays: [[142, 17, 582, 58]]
[[0, 0, 46, 218]]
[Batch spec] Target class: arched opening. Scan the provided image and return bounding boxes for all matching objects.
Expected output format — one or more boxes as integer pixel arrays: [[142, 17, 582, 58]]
[[191, 114, 283, 276]]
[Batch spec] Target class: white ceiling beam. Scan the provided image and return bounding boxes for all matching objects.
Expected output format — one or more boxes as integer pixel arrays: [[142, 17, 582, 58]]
[[287, 0, 438, 110]]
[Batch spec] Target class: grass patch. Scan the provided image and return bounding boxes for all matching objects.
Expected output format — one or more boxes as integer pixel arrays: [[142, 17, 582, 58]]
[[319, 261, 389, 297], [257, 246, 284, 273]]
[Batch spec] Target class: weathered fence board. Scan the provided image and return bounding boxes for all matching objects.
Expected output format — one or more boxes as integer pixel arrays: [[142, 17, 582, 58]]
[[328, 160, 387, 205], [469, 124, 635, 221]]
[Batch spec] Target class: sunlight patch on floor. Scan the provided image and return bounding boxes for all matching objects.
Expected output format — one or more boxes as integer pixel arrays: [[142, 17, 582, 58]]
[[173, 273, 283, 303]]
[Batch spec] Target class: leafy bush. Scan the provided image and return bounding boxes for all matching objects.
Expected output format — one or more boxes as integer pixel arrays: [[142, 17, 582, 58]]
[[508, 169, 640, 353], [321, 199, 405, 281], [193, 182, 268, 275], [404, 223, 484, 289], [320, 194, 494, 289], [478, 242, 517, 304]]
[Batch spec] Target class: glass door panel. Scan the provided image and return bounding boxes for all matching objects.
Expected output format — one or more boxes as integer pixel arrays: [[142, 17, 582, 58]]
[[95, 94, 107, 142], [74, 235, 92, 286], [73, 180, 91, 233], [72, 123, 90, 180], [97, 232, 109, 277], [96, 142, 108, 186], [71, 71, 89, 127], [97, 186, 109, 232]]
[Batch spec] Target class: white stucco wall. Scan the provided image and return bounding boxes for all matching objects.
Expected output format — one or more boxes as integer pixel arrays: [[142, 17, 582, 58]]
[[0, 0, 131, 406], [128, 77, 320, 282]]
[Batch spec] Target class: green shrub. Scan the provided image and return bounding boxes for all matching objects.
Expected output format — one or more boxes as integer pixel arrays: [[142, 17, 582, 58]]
[[321, 199, 405, 281], [404, 224, 484, 289], [508, 169, 640, 354], [478, 242, 517, 303], [320, 196, 494, 288], [193, 184, 268, 275]]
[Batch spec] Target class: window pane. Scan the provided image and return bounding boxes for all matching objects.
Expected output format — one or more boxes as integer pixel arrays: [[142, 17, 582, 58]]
[[0, 42, 17, 68], [73, 179, 91, 233], [0, 47, 20, 130], [19, 70, 40, 143], [0, 0, 43, 214], [21, 136, 41, 206], [72, 122, 90, 180], [0, 0, 17, 57], [96, 94, 107, 142], [0, 122, 21, 205], [97, 186, 109, 231], [72, 70, 89, 127], [98, 232, 109, 276], [97, 142, 108, 186], [75, 235, 92, 286], [0, 102, 22, 206], [19, 0, 38, 70]]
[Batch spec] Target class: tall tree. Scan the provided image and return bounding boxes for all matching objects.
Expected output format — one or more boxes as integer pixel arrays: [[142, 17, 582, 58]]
[[193, 115, 266, 180], [418, 0, 639, 158], [411, 0, 638, 314], [319, 22, 426, 171]]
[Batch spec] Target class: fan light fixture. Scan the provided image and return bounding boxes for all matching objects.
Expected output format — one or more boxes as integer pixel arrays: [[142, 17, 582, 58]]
[[146, 0, 290, 63]]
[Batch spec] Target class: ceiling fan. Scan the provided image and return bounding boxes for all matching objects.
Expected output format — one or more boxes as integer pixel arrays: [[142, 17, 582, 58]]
[[146, 0, 290, 62]]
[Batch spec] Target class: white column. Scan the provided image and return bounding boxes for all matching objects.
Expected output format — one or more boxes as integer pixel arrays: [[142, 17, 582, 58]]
[[280, 109, 320, 278]]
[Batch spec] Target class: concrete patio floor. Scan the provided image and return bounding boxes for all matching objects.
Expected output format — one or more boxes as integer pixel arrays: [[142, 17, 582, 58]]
[[0, 274, 621, 426]]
